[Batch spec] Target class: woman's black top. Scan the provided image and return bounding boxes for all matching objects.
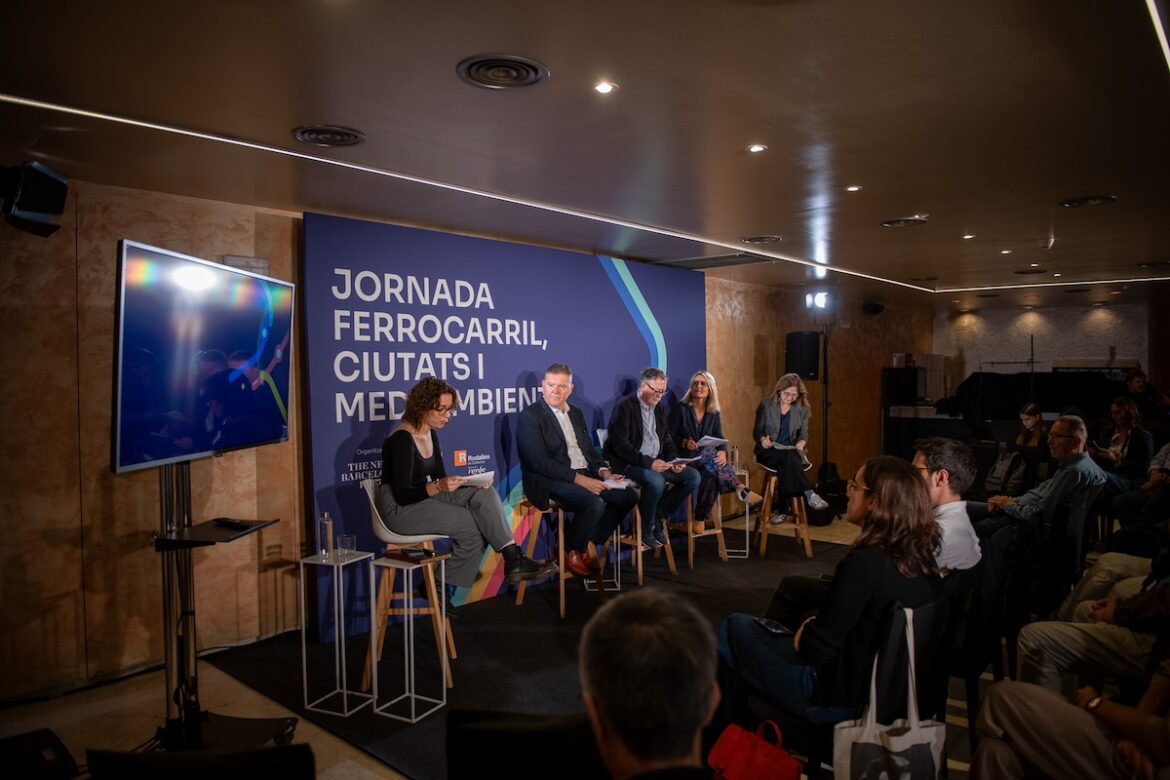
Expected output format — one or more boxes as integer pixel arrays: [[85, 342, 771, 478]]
[[381, 428, 445, 506], [799, 546, 944, 708]]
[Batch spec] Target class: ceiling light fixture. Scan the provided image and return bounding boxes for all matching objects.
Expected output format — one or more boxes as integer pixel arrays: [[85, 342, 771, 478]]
[[1001, 249, 1012, 255], [962, 234, 975, 240], [1059, 194, 1118, 208], [593, 81, 617, 94], [747, 144, 768, 153], [1053, 273, 1063, 278], [846, 185, 862, 192], [880, 214, 929, 228], [1029, 262, 1040, 267], [291, 125, 366, 147]]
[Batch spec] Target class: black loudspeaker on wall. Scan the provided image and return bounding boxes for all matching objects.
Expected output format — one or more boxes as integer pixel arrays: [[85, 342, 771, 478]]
[[785, 331, 821, 380], [1, 161, 69, 237]]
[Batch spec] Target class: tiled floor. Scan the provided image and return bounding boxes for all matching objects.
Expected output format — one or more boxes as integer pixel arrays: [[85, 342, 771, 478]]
[[0, 664, 403, 778]]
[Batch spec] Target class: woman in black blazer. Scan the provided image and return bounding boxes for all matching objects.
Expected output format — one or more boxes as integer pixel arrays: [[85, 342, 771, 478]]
[[667, 370, 762, 525]]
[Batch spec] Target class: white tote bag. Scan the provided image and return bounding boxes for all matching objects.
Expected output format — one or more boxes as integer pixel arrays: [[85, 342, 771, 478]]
[[832, 607, 946, 779]]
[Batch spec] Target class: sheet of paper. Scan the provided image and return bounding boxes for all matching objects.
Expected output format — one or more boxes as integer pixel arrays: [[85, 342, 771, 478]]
[[461, 471, 494, 488], [695, 435, 728, 448], [667, 456, 701, 465]]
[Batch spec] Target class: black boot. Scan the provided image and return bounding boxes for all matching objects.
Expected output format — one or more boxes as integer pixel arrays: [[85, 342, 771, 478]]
[[501, 544, 558, 584]]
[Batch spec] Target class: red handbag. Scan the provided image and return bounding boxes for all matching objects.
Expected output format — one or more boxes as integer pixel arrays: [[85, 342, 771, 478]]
[[708, 720, 801, 780]]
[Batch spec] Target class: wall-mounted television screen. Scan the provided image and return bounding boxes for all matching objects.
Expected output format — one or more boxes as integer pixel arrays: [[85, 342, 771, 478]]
[[112, 240, 295, 473]]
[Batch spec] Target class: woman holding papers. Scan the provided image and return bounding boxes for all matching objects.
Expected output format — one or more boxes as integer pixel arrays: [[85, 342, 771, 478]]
[[752, 373, 828, 518], [379, 377, 555, 594], [669, 370, 763, 525]]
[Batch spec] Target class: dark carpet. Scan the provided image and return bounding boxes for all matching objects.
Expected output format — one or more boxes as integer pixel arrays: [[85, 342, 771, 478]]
[[206, 537, 847, 779]]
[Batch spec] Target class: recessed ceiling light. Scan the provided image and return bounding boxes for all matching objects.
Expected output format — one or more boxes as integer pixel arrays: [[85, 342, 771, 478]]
[[1029, 263, 1040, 267], [747, 144, 768, 153], [1110, 290, 1123, 296], [740, 235, 782, 244], [962, 234, 975, 240], [951, 299, 961, 304], [1024, 305, 1035, 310], [1053, 273, 1063, 278], [456, 54, 550, 90], [291, 125, 367, 147], [846, 185, 862, 192], [594, 81, 617, 94], [1000, 249, 1012, 255], [1059, 194, 1118, 208]]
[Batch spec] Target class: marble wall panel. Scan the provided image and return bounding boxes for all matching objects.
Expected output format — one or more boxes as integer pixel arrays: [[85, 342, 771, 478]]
[[0, 193, 87, 699]]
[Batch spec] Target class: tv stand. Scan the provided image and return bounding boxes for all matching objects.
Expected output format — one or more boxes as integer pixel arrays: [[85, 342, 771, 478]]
[[152, 462, 295, 751]]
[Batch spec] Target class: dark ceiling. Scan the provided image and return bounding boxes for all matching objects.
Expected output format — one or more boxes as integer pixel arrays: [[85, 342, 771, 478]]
[[2, 0, 1168, 310]]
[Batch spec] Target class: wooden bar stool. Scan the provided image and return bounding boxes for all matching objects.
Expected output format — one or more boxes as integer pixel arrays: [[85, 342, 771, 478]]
[[359, 479, 455, 690], [751, 461, 814, 559], [514, 498, 606, 618], [667, 490, 728, 569]]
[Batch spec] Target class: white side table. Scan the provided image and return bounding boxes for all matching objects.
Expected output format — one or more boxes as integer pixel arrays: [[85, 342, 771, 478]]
[[370, 555, 448, 723], [725, 466, 751, 558], [299, 550, 375, 717]]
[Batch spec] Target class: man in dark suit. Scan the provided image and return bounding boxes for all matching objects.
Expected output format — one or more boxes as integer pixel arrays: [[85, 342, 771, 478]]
[[603, 367, 701, 549], [517, 363, 640, 578]]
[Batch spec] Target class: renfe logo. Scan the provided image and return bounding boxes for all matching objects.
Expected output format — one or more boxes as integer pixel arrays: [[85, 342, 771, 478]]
[[453, 450, 468, 467]]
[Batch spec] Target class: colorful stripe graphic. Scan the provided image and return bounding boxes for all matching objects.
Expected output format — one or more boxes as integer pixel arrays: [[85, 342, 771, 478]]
[[598, 256, 668, 372]]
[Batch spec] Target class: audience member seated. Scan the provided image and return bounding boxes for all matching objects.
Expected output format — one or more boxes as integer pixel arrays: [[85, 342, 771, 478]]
[[717, 457, 944, 727], [516, 363, 640, 577], [667, 370, 762, 528], [1110, 453, 1170, 556], [1015, 401, 1048, 448], [1016, 579, 1169, 697], [765, 438, 979, 629], [579, 589, 718, 780], [751, 373, 828, 524], [1091, 396, 1155, 498], [603, 367, 702, 549], [971, 658, 1170, 779], [1124, 368, 1170, 424], [967, 414, 1106, 541], [379, 377, 554, 607]]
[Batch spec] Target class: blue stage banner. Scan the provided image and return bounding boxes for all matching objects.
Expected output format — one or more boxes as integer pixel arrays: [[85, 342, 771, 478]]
[[303, 213, 705, 610]]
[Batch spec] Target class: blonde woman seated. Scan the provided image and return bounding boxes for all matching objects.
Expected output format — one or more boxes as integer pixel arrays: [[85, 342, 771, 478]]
[[752, 373, 829, 521], [667, 371, 763, 528]]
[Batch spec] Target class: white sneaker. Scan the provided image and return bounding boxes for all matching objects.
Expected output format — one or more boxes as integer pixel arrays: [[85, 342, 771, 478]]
[[769, 513, 788, 525], [805, 491, 829, 511]]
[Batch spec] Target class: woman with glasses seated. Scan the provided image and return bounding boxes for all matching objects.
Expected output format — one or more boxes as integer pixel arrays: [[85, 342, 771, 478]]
[[379, 377, 554, 606], [668, 370, 763, 529], [715, 456, 945, 725], [751, 373, 828, 522]]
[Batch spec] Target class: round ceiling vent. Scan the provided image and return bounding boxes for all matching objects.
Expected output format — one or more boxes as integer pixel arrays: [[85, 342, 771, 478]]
[[1059, 194, 1117, 208], [880, 215, 929, 228], [740, 235, 783, 244], [292, 126, 366, 147], [1014, 268, 1046, 275], [907, 276, 939, 282], [457, 55, 549, 89]]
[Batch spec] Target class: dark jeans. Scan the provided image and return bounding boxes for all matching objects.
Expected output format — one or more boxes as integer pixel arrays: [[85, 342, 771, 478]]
[[755, 448, 813, 496], [547, 474, 639, 553], [620, 463, 701, 528], [716, 613, 858, 725]]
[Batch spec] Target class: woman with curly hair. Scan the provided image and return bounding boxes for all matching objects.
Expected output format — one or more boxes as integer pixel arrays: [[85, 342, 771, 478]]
[[379, 377, 554, 600], [716, 456, 945, 724]]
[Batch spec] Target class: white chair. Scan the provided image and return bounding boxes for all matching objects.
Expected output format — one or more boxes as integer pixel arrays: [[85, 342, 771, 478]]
[[359, 478, 456, 689]]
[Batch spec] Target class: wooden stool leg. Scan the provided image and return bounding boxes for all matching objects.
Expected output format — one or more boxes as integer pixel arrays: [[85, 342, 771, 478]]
[[361, 564, 394, 691], [661, 521, 678, 575], [633, 509, 644, 586], [686, 496, 696, 569], [757, 474, 776, 557], [557, 510, 567, 619], [791, 496, 813, 558], [421, 564, 453, 688], [714, 497, 729, 561], [515, 507, 543, 606]]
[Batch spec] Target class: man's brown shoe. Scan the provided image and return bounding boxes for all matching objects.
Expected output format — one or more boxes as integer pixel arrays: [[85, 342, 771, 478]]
[[565, 550, 593, 577]]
